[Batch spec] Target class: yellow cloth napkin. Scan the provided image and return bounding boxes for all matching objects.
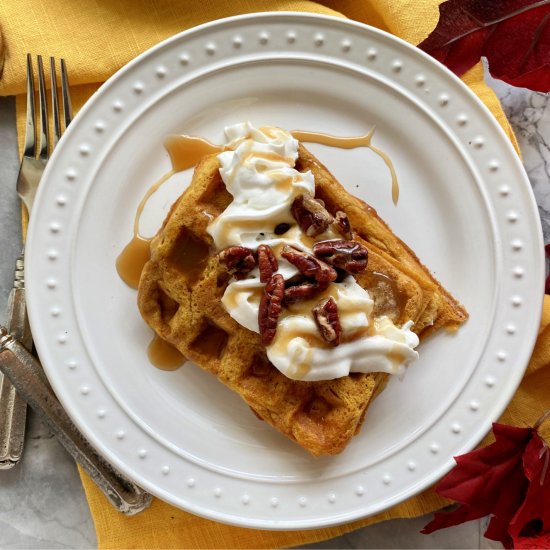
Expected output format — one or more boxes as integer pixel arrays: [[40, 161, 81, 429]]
[[0, 0, 545, 548]]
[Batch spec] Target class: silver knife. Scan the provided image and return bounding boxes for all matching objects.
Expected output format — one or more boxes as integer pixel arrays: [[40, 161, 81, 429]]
[[0, 327, 152, 514]]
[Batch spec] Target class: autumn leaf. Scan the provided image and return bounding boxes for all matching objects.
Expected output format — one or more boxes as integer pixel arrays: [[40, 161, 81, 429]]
[[418, 0, 550, 92], [421, 423, 533, 548], [423, 411, 550, 548], [509, 427, 550, 546]]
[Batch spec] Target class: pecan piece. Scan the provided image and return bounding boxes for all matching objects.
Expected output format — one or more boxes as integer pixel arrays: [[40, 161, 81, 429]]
[[259, 274, 285, 346], [257, 244, 278, 283], [284, 282, 320, 304], [333, 211, 352, 239], [291, 193, 334, 237], [281, 245, 337, 289], [218, 246, 256, 280], [313, 297, 342, 346], [313, 240, 369, 273]]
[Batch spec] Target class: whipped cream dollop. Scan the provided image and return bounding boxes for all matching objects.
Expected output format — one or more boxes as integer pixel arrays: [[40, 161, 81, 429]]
[[207, 122, 419, 381], [208, 124, 315, 251]]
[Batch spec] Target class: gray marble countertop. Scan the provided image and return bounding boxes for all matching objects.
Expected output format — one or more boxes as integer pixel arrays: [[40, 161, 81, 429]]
[[0, 73, 547, 549]]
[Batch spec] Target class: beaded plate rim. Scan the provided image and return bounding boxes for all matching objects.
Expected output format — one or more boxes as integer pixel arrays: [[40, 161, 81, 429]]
[[25, 12, 544, 529]]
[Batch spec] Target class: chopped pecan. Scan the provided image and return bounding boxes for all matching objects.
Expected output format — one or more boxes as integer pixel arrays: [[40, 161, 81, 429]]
[[218, 246, 256, 280], [259, 274, 285, 346], [284, 282, 320, 304], [313, 297, 342, 346], [333, 211, 352, 239], [281, 245, 337, 289], [291, 193, 334, 237], [257, 244, 278, 283], [283, 272, 321, 304], [313, 240, 369, 273]]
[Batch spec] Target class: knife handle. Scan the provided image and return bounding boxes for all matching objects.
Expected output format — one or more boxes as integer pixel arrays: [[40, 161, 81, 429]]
[[0, 328, 152, 515], [0, 254, 29, 469]]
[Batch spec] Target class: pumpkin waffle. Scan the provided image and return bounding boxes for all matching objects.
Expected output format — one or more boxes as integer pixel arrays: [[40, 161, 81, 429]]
[[138, 144, 468, 456]]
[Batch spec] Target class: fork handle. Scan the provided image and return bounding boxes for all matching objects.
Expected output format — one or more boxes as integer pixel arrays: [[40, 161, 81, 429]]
[[0, 254, 29, 469], [0, 328, 152, 515]]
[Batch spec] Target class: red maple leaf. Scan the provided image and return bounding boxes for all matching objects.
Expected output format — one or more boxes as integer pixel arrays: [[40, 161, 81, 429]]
[[509, 422, 550, 547], [422, 413, 550, 548], [418, 0, 550, 92], [421, 423, 533, 548]]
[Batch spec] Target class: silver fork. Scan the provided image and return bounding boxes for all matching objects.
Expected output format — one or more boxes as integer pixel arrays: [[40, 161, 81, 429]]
[[17, 55, 72, 214], [0, 55, 72, 469]]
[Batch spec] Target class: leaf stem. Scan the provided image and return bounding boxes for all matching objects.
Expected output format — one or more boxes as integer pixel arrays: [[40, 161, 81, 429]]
[[439, 0, 550, 48], [518, 10, 550, 73]]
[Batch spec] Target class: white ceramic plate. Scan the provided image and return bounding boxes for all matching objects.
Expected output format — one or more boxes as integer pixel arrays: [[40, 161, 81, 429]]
[[26, 13, 544, 529]]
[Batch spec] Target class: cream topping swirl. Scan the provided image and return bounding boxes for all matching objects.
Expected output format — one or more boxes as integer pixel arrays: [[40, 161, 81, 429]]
[[207, 122, 419, 381], [207, 123, 314, 251]]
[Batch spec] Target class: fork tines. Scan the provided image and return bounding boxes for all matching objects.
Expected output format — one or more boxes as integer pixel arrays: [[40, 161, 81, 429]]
[[24, 54, 73, 160]]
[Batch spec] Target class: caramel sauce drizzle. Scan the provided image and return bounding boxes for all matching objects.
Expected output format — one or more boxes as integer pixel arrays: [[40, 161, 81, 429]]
[[242, 149, 293, 166], [272, 330, 326, 353], [387, 349, 406, 369], [147, 333, 186, 370], [164, 134, 223, 172], [292, 349, 314, 379], [223, 284, 263, 310], [115, 236, 151, 289], [291, 128, 399, 205], [273, 174, 295, 193], [116, 170, 174, 290]]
